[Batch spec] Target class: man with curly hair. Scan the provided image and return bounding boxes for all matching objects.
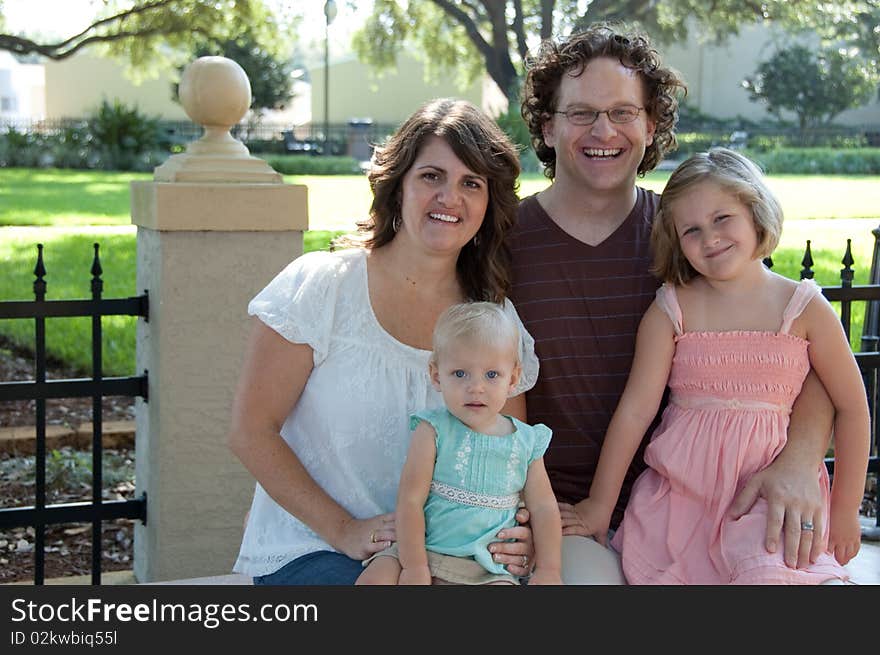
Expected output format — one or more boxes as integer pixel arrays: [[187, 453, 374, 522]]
[[506, 23, 836, 584]]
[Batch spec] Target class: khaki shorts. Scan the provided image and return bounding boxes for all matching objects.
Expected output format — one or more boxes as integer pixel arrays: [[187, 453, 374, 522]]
[[364, 543, 518, 585]]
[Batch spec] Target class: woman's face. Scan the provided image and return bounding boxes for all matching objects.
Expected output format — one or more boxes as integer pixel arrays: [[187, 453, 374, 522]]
[[397, 135, 489, 258]]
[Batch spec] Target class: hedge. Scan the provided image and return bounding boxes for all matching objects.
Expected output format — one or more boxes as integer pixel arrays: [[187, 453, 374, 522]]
[[743, 148, 880, 175], [262, 155, 363, 175]]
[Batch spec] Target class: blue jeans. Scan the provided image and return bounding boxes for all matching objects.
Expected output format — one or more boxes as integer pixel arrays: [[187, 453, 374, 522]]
[[253, 551, 363, 585]]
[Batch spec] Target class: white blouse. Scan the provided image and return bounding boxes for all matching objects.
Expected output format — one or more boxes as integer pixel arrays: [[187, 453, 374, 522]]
[[233, 247, 540, 576]]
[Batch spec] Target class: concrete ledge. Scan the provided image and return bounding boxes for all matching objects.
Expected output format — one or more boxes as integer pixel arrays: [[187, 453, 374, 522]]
[[3, 571, 252, 586], [0, 420, 134, 456], [146, 573, 252, 585]]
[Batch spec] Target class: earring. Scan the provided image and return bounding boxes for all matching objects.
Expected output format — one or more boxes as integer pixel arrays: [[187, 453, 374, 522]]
[[472, 234, 481, 247], [392, 215, 401, 232]]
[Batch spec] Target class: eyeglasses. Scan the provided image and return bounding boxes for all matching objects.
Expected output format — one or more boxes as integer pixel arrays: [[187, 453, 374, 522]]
[[554, 105, 645, 125]]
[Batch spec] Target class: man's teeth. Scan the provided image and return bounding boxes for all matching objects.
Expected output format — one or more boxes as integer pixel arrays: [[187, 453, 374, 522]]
[[583, 148, 621, 157], [429, 213, 460, 223]]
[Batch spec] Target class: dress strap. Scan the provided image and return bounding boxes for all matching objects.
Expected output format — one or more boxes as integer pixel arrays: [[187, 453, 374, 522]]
[[779, 279, 821, 334], [655, 283, 684, 336]]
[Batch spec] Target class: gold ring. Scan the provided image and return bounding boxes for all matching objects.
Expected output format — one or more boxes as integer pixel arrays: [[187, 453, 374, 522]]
[[370, 530, 377, 543]]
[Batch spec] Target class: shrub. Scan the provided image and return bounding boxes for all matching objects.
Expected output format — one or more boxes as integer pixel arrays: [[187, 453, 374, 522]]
[[263, 155, 362, 175], [745, 148, 880, 175], [87, 100, 161, 171], [494, 106, 542, 173]]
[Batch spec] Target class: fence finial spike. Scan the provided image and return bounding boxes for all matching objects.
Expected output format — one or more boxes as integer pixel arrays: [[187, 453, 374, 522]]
[[91, 242, 103, 278], [34, 243, 46, 279], [842, 238, 855, 269], [800, 240, 814, 280], [841, 238, 855, 288]]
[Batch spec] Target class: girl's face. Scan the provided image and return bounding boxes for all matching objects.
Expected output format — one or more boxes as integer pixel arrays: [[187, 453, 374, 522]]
[[670, 181, 761, 282], [429, 337, 520, 434], [397, 135, 489, 258]]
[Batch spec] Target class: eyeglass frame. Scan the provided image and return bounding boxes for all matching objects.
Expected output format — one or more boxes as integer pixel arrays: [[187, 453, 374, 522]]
[[553, 105, 646, 126]]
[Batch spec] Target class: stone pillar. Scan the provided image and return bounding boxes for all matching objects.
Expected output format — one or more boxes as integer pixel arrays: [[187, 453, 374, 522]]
[[131, 57, 308, 582]]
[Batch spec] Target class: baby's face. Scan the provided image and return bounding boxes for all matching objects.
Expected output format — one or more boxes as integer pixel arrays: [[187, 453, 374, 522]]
[[430, 338, 520, 433]]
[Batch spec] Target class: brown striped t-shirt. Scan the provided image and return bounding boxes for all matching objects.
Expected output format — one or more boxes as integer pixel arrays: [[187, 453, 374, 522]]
[[510, 188, 662, 528]]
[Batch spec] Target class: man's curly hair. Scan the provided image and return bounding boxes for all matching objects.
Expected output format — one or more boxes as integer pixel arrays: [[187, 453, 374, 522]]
[[521, 23, 687, 179]]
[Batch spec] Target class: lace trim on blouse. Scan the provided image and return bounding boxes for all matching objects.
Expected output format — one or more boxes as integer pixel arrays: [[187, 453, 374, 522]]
[[430, 480, 521, 509]]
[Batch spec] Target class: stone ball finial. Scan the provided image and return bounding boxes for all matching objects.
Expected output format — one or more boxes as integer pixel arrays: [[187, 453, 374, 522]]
[[152, 55, 281, 182], [179, 56, 252, 128]]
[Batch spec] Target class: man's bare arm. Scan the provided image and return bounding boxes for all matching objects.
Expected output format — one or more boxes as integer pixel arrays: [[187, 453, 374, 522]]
[[729, 370, 833, 568]]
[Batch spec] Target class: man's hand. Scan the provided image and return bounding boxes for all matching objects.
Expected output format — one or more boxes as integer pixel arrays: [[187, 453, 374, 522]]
[[488, 507, 534, 576], [728, 458, 826, 569]]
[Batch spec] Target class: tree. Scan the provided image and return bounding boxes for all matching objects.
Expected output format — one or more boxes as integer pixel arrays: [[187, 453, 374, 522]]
[[353, 1, 872, 102], [174, 28, 295, 113], [0, 0, 292, 76], [743, 44, 877, 139]]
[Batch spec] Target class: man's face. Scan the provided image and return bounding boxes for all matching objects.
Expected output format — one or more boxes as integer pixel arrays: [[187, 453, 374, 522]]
[[542, 56, 656, 197]]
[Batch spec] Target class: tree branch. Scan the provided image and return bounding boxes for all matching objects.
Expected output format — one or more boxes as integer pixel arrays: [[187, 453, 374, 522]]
[[0, 24, 209, 61], [512, 0, 529, 61], [433, 0, 494, 60], [48, 0, 179, 51], [540, 0, 555, 40]]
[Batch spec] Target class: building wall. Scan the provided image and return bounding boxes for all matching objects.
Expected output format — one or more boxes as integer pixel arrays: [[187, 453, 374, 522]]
[[44, 51, 188, 120], [664, 24, 880, 126], [0, 51, 45, 119], [310, 53, 485, 125]]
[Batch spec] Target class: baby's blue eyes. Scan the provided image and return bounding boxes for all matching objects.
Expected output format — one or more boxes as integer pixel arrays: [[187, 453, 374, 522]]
[[451, 370, 500, 380]]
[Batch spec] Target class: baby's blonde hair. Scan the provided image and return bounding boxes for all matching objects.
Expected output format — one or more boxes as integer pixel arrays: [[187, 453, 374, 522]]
[[651, 147, 783, 285], [430, 302, 520, 366]]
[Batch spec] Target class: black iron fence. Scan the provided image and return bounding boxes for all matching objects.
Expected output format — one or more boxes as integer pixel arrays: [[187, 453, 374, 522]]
[[0, 117, 399, 158], [0, 244, 148, 584], [766, 234, 880, 531]]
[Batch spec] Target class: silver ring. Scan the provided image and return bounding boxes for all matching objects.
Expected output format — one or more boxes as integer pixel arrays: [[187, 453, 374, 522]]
[[521, 554, 528, 568], [801, 521, 814, 532]]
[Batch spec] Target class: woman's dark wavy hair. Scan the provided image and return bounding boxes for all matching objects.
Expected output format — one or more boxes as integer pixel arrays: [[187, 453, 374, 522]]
[[341, 98, 520, 303], [521, 23, 687, 179]]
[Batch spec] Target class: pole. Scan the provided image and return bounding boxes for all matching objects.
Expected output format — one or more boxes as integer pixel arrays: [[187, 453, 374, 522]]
[[323, 1, 337, 156], [323, 18, 329, 155]]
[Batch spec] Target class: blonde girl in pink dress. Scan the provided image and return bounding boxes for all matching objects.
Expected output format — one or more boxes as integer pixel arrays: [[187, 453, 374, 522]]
[[572, 147, 870, 584]]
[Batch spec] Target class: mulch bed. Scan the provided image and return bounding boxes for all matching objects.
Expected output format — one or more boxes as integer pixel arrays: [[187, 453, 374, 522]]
[[1, 336, 135, 584]]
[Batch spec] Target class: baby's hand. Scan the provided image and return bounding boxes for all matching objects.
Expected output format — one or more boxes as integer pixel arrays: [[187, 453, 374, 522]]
[[398, 565, 432, 585], [828, 511, 861, 565], [527, 569, 563, 585]]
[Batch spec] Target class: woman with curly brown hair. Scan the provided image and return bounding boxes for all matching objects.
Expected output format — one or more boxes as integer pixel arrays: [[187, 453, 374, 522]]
[[228, 98, 540, 585], [508, 23, 837, 584]]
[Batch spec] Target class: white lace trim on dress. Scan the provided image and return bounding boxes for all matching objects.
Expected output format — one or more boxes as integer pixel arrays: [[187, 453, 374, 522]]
[[430, 480, 521, 509]]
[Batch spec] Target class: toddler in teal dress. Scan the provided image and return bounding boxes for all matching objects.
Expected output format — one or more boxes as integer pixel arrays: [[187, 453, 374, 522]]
[[357, 302, 563, 585]]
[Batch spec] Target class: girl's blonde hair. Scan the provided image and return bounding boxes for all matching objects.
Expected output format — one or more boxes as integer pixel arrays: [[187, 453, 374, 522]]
[[651, 147, 783, 285], [430, 302, 520, 366]]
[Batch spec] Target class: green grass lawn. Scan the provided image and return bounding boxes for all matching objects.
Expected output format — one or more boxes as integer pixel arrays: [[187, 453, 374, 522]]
[[3, 168, 879, 230], [2, 167, 879, 375]]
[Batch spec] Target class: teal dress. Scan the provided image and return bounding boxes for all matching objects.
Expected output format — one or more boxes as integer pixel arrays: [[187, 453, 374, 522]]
[[411, 407, 553, 576]]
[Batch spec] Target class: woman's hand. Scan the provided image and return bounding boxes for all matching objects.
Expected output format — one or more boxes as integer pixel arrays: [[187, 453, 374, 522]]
[[559, 499, 612, 545], [336, 513, 396, 561], [487, 507, 534, 576]]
